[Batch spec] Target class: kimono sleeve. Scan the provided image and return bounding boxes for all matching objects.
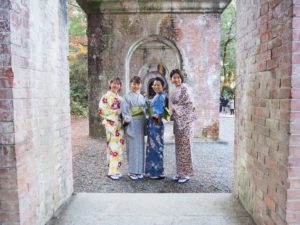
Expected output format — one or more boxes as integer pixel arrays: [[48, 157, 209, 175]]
[[174, 86, 194, 117], [121, 95, 132, 121], [153, 94, 166, 116]]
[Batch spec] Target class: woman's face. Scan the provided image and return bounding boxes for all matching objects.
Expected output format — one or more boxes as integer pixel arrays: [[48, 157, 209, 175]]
[[110, 81, 121, 93], [171, 73, 182, 86], [152, 80, 163, 94], [130, 82, 141, 92]]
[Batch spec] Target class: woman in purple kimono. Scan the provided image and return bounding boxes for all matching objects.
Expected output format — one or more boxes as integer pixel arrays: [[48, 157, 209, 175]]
[[170, 69, 195, 183]]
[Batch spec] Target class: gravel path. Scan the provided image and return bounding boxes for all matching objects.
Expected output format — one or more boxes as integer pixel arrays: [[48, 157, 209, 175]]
[[72, 115, 234, 193]]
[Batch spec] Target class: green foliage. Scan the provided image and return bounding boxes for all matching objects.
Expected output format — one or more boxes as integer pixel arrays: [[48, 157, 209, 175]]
[[68, 0, 87, 36], [69, 59, 88, 117], [68, 0, 88, 117], [221, 86, 235, 98], [220, 0, 236, 96]]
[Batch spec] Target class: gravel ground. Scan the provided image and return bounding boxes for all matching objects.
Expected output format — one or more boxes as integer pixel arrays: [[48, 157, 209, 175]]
[[72, 115, 234, 193]]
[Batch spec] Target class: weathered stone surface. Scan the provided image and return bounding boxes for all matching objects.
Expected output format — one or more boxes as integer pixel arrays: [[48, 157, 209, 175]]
[[0, 2, 19, 225], [77, 0, 231, 14], [85, 10, 221, 138], [0, 0, 73, 225]]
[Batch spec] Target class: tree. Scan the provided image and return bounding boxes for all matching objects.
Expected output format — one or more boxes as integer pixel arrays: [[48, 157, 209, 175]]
[[220, 0, 236, 98], [68, 0, 88, 117]]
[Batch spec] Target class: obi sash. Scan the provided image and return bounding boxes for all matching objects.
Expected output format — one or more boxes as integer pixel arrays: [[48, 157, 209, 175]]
[[130, 106, 144, 118]]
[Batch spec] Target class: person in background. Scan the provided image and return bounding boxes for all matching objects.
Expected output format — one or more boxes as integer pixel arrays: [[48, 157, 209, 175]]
[[229, 97, 235, 115]]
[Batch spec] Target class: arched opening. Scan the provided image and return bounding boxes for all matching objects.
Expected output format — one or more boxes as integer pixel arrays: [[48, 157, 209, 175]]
[[125, 35, 183, 93]]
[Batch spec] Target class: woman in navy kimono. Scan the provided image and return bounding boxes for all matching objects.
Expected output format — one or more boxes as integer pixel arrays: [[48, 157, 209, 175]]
[[145, 77, 166, 179]]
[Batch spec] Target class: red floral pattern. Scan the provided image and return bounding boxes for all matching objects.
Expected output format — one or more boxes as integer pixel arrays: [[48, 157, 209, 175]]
[[102, 98, 108, 104]]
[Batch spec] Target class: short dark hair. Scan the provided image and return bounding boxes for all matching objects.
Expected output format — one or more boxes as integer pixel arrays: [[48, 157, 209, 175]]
[[170, 69, 184, 82], [153, 77, 165, 87], [109, 77, 122, 89], [130, 76, 141, 84]]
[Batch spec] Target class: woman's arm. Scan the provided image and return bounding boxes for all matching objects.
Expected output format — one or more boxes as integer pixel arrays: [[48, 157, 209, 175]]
[[121, 95, 132, 122]]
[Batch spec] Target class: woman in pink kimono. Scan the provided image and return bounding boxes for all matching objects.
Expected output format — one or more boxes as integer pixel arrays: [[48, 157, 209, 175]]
[[98, 77, 125, 180], [170, 69, 195, 183]]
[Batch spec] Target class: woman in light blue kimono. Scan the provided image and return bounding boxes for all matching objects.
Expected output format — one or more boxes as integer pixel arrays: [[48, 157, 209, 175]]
[[145, 78, 166, 179], [121, 76, 146, 180]]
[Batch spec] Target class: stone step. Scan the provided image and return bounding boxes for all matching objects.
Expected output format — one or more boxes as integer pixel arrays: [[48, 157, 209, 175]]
[[49, 193, 255, 225]]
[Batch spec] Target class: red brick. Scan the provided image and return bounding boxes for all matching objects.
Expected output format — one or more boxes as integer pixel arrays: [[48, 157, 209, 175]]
[[293, 17, 300, 29], [292, 53, 300, 64], [294, 6, 300, 16], [260, 3, 269, 16], [291, 112, 300, 122], [289, 178, 300, 189], [0, 200, 19, 211], [287, 201, 300, 211], [290, 135, 300, 146], [265, 195, 276, 211], [286, 211, 300, 223], [292, 89, 300, 98], [0, 212, 20, 222], [292, 76, 300, 88], [267, 59, 279, 70], [0, 190, 18, 201]]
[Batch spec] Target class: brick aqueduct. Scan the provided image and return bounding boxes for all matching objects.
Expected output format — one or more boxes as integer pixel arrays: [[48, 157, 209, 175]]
[[0, 0, 300, 224]]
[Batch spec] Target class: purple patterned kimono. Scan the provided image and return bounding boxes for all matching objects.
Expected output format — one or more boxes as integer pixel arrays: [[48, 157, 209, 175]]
[[171, 83, 195, 177]]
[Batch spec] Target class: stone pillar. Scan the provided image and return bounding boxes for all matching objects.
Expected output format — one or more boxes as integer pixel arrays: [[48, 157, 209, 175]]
[[287, 0, 300, 223], [87, 14, 110, 138], [235, 0, 298, 224], [0, 0, 73, 224], [0, 1, 19, 224], [77, 0, 230, 139]]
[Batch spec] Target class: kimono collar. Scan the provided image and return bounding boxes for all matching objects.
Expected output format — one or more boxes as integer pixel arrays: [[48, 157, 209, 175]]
[[108, 90, 119, 97]]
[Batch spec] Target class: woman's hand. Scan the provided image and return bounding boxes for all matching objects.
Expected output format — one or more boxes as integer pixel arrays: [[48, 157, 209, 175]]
[[116, 109, 121, 115], [171, 105, 177, 114], [152, 114, 159, 119]]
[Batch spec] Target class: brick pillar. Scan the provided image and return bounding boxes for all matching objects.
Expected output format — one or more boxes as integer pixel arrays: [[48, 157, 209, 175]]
[[0, 1, 73, 224], [0, 1, 20, 224], [287, 0, 300, 223], [87, 14, 111, 138], [235, 0, 297, 224]]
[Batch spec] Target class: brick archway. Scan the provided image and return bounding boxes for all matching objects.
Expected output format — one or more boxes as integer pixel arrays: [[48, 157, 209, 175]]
[[124, 35, 183, 92]]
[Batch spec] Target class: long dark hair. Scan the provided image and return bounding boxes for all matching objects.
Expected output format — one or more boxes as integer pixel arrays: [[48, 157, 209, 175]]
[[170, 69, 184, 82], [153, 77, 165, 87]]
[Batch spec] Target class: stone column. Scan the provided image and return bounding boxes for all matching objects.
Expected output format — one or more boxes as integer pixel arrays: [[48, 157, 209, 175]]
[[235, 0, 296, 224], [87, 14, 107, 138], [0, 1, 73, 224], [0, 1, 19, 224]]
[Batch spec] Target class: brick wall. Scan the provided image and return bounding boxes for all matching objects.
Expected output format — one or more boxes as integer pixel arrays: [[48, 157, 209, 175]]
[[0, 0, 19, 224], [0, 0, 73, 224], [287, 0, 300, 223], [235, 0, 294, 224]]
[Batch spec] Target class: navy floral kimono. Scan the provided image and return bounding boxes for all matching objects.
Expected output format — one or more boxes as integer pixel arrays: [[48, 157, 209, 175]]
[[145, 92, 166, 177]]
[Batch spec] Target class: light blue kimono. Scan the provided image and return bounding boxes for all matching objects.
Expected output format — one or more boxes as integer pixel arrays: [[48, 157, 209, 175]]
[[121, 91, 146, 175]]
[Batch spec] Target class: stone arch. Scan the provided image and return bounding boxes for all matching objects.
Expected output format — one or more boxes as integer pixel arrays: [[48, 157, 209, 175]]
[[138, 64, 169, 95], [125, 35, 183, 92]]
